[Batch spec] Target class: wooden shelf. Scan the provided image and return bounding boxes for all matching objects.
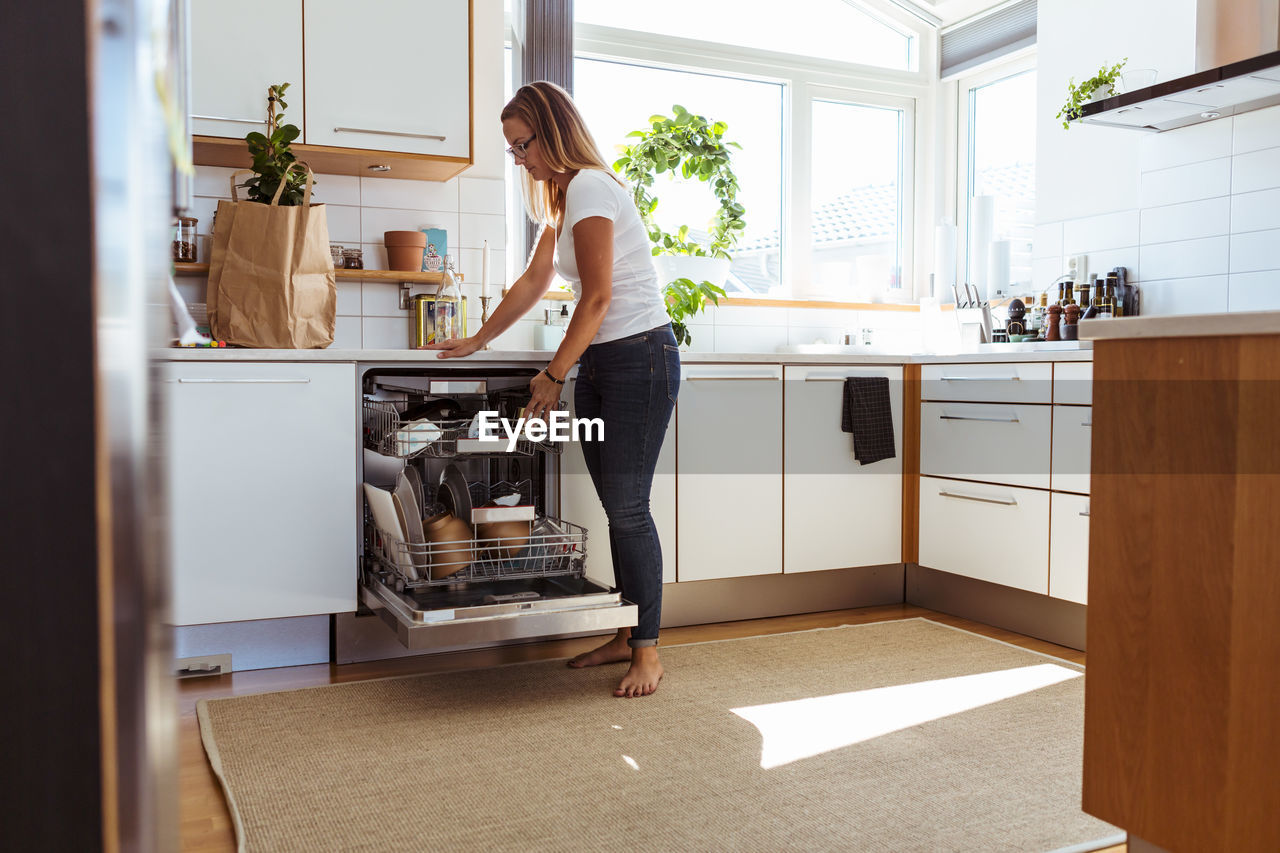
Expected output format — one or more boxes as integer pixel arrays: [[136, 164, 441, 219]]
[[174, 262, 442, 283], [193, 136, 472, 183]]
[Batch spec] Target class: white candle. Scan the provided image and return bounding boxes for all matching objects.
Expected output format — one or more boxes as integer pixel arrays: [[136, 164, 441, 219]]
[[482, 241, 490, 300]]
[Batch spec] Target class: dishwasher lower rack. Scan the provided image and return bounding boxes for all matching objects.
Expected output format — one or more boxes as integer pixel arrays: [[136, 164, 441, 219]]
[[364, 516, 587, 591]]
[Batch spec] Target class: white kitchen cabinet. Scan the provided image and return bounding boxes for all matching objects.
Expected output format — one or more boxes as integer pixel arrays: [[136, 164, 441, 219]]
[[303, 0, 471, 159], [189, 0, 303, 140], [166, 362, 358, 624], [676, 364, 783, 581], [1049, 493, 1090, 604], [1053, 362, 1093, 405], [918, 476, 1050, 594], [921, 362, 1053, 404], [782, 365, 902, 573], [1050, 405, 1093, 494], [560, 376, 677, 587], [919, 401, 1052, 490]]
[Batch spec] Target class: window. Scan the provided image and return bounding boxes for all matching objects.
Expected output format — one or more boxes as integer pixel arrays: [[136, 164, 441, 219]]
[[567, 0, 930, 301], [573, 58, 783, 294], [959, 60, 1036, 297]]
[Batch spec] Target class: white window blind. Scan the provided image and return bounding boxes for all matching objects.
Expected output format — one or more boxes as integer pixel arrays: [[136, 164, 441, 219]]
[[940, 0, 1036, 79]]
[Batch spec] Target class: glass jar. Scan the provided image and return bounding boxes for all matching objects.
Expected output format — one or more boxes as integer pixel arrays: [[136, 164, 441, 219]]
[[329, 244, 344, 268], [173, 217, 198, 263], [341, 247, 364, 269]]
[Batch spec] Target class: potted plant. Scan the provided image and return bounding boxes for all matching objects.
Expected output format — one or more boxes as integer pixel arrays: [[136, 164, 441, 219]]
[[1057, 58, 1128, 129], [612, 106, 746, 346], [240, 82, 312, 204]]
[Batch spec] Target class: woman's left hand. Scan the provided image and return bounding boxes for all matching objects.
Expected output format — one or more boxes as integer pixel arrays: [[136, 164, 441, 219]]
[[525, 370, 563, 422]]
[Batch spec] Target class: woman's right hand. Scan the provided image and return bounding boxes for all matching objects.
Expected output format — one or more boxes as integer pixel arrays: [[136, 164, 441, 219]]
[[424, 336, 483, 359]]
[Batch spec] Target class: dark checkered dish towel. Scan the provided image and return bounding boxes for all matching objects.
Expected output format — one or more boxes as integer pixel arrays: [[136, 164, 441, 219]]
[[840, 376, 896, 465]]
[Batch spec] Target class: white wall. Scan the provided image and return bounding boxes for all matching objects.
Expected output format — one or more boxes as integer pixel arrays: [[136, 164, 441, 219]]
[[1035, 0, 1280, 314]]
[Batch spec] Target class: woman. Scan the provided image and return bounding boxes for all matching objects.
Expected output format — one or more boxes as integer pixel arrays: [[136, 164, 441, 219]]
[[430, 81, 680, 698]]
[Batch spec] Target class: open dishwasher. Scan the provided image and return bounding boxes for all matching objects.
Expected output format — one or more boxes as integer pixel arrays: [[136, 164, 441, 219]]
[[356, 365, 636, 651]]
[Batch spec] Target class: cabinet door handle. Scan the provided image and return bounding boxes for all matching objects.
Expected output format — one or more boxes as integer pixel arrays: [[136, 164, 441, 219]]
[[938, 374, 1020, 381], [175, 378, 311, 384], [190, 114, 267, 126], [1081, 419, 1093, 427], [938, 414, 1020, 424], [803, 376, 879, 382], [938, 490, 1018, 506], [1079, 509, 1090, 517], [333, 126, 446, 141], [687, 375, 781, 381]]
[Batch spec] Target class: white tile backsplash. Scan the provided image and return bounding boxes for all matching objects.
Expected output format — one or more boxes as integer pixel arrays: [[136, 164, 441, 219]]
[[459, 177, 506, 216], [193, 165, 241, 198], [712, 325, 788, 352], [361, 281, 409, 317], [1138, 276, 1230, 315], [1140, 118, 1233, 172], [1139, 157, 1231, 208], [360, 176, 458, 212], [335, 281, 362, 316], [1228, 270, 1280, 311], [1140, 236, 1229, 281], [1032, 222, 1064, 260], [786, 326, 847, 346], [1233, 105, 1280, 155], [458, 212, 507, 250], [1139, 197, 1230, 245], [362, 317, 412, 349], [325, 204, 362, 244], [1230, 188, 1280, 234], [309, 174, 361, 206], [1063, 210, 1140, 255], [458, 247, 508, 289], [333, 316, 363, 348], [706, 304, 782, 326], [1229, 228, 1280, 273], [1231, 146, 1280, 194]]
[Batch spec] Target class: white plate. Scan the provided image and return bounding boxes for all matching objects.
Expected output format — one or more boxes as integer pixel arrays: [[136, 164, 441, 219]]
[[364, 484, 415, 578], [394, 472, 430, 577], [395, 419, 442, 455]]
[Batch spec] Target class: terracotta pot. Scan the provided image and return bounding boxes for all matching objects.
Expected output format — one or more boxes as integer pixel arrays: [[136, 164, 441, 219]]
[[384, 230, 427, 272], [423, 511, 473, 579], [476, 519, 531, 559]]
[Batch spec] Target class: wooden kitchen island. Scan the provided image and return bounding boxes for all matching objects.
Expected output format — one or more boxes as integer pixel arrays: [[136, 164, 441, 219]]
[[1080, 312, 1280, 852]]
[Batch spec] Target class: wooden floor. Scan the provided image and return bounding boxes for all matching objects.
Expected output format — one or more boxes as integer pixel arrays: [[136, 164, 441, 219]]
[[177, 604, 1122, 852]]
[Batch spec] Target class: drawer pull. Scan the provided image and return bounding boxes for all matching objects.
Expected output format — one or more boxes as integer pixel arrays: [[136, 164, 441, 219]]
[[938, 490, 1018, 506], [190, 113, 266, 125], [333, 126, 446, 141], [939, 414, 1020, 424], [176, 378, 311, 384], [939, 375, 1020, 381], [1079, 510, 1090, 517], [1081, 419, 1093, 427], [687, 375, 781, 381]]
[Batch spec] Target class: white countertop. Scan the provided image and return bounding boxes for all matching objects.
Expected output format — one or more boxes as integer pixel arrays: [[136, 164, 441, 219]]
[[163, 342, 1093, 364], [1080, 311, 1280, 340]]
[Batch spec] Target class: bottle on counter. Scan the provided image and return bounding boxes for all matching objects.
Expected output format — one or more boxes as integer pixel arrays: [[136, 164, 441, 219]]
[[1100, 276, 1116, 319], [1076, 278, 1094, 317], [434, 255, 463, 342]]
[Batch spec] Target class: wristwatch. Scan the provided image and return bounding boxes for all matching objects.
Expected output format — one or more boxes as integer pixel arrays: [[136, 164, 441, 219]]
[[542, 367, 565, 385]]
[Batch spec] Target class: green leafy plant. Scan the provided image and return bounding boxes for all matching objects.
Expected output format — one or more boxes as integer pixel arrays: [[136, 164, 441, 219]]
[[664, 277, 726, 348], [612, 106, 744, 345], [1057, 58, 1128, 129], [612, 105, 746, 258], [240, 82, 312, 204]]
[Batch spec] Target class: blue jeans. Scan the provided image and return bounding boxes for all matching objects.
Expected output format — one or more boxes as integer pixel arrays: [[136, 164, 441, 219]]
[[574, 324, 680, 647]]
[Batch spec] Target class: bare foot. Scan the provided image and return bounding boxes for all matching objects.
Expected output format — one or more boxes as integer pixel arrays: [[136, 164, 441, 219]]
[[567, 630, 631, 668], [615, 647, 663, 698]]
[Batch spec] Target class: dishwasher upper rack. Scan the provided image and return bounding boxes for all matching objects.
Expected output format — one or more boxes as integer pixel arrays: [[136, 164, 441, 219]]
[[363, 398, 564, 459], [364, 516, 587, 591]]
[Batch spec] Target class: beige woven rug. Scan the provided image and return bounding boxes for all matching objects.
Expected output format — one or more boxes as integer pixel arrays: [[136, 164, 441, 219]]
[[198, 618, 1120, 852]]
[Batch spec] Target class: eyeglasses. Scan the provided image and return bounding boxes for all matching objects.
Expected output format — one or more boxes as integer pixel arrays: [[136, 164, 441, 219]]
[[506, 134, 536, 160]]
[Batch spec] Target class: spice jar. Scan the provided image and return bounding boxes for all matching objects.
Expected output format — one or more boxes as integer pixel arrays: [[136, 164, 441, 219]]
[[329, 244, 344, 268], [341, 247, 364, 269], [173, 216, 198, 263]]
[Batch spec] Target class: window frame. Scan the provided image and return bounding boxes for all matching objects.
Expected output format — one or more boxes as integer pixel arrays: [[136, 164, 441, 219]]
[[951, 50, 1037, 302], [571, 1, 937, 303]]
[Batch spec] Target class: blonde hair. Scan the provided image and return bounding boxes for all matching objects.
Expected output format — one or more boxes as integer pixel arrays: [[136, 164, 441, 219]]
[[501, 81, 621, 227]]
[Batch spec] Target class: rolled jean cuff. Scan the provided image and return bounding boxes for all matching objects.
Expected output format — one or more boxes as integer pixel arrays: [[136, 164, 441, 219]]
[[627, 637, 659, 648]]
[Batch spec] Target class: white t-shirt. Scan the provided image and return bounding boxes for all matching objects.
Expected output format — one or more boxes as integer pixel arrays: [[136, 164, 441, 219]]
[[553, 169, 670, 344]]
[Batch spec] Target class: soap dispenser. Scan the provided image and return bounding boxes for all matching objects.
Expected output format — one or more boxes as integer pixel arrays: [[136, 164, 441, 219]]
[[535, 306, 567, 350]]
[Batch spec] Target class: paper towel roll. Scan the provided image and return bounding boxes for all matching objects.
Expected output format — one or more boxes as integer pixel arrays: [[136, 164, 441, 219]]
[[988, 239, 1011, 298], [934, 224, 957, 298], [969, 195, 995, 300]]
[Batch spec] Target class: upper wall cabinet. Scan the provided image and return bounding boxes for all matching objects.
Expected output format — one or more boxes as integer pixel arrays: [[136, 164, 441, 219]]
[[190, 0, 303, 140], [304, 0, 470, 159], [189, 0, 473, 181]]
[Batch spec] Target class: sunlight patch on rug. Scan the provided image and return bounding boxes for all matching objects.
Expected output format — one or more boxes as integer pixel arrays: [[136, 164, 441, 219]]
[[732, 663, 1082, 769]]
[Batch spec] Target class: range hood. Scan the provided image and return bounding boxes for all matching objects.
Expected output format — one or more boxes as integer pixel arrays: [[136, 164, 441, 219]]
[[1078, 49, 1280, 132]]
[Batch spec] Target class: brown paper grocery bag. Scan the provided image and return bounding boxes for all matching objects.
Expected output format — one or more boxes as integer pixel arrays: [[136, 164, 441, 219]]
[[206, 164, 336, 348]]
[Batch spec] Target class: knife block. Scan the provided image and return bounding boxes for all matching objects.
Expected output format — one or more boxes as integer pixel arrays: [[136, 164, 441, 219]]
[[955, 304, 993, 348]]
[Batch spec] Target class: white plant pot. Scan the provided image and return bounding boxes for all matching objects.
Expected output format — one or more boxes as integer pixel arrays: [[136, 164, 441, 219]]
[[653, 254, 731, 288], [1085, 84, 1117, 104]]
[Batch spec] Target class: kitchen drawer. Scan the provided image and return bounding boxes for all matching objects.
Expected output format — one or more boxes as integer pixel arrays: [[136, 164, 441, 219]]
[[1054, 362, 1094, 405], [1049, 493, 1090, 604], [920, 401, 1051, 490], [1051, 405, 1092, 494], [918, 477, 1050, 594], [922, 362, 1052, 404]]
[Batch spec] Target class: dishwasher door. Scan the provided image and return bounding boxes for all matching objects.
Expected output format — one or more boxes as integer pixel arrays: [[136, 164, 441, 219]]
[[356, 365, 636, 652]]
